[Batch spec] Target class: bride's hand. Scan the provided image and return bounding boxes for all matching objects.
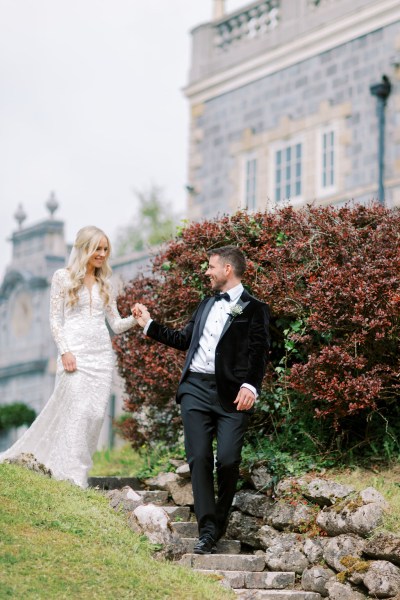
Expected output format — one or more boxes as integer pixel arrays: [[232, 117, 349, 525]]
[[132, 303, 151, 328], [62, 352, 77, 372]]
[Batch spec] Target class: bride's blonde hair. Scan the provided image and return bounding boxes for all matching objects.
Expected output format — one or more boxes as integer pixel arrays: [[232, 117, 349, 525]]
[[67, 226, 112, 307]]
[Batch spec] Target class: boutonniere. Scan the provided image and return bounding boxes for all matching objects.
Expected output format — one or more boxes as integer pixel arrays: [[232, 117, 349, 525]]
[[227, 304, 244, 319]]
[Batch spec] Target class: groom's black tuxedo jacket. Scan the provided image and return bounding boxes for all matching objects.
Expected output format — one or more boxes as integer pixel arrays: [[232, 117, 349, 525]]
[[146, 289, 270, 412]]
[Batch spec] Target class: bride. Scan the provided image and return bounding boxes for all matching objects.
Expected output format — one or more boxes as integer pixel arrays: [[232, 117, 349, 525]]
[[0, 226, 137, 488]]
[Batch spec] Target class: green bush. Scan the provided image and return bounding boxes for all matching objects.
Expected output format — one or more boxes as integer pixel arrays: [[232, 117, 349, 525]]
[[0, 403, 36, 431]]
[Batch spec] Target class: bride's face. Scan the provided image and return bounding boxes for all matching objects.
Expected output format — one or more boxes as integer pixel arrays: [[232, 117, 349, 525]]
[[87, 236, 109, 271]]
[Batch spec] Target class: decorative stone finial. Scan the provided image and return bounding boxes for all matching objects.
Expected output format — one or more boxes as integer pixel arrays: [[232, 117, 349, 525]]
[[213, 0, 225, 20], [14, 204, 27, 229], [46, 191, 59, 218]]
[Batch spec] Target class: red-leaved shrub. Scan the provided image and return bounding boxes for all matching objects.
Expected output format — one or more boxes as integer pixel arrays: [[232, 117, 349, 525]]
[[114, 204, 400, 454]]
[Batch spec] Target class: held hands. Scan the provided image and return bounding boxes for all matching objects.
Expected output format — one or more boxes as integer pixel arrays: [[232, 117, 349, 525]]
[[234, 387, 255, 411], [61, 351, 77, 373], [132, 303, 151, 328]]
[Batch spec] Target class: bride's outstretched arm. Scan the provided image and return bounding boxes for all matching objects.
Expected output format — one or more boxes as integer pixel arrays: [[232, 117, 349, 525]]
[[105, 288, 137, 334]]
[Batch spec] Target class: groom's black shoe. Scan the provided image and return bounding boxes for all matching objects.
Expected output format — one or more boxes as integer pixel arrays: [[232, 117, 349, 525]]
[[193, 534, 217, 555]]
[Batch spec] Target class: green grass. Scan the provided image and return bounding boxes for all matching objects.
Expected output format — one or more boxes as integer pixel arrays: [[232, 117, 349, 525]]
[[90, 444, 146, 477], [91, 443, 186, 481], [0, 464, 233, 600]]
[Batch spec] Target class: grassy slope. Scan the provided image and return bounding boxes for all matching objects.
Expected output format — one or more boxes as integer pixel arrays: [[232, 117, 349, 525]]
[[0, 464, 232, 600]]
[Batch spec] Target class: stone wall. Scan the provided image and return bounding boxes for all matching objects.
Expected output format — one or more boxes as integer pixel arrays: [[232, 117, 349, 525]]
[[188, 23, 399, 219], [106, 464, 400, 599]]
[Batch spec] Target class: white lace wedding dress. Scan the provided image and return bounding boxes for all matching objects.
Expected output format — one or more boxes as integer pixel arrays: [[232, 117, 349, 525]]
[[0, 268, 135, 488]]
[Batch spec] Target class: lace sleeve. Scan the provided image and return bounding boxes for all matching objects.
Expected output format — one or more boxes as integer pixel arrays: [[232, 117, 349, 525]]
[[49, 269, 70, 355], [105, 286, 136, 334]]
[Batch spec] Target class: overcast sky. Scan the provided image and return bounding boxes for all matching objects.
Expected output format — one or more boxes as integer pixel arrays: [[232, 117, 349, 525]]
[[0, 0, 247, 279]]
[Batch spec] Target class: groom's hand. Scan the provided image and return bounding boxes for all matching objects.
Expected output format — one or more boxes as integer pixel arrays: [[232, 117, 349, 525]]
[[234, 387, 255, 411], [133, 303, 151, 328]]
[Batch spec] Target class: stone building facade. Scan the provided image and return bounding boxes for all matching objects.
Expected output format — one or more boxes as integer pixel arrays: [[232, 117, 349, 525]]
[[0, 199, 150, 451], [184, 0, 400, 220]]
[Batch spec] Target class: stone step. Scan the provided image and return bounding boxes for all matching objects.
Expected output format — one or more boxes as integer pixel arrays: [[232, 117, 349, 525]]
[[172, 521, 198, 537], [234, 592, 321, 600], [180, 553, 265, 572], [88, 476, 144, 490], [162, 506, 191, 521], [196, 570, 295, 590], [135, 490, 169, 504], [181, 538, 241, 555]]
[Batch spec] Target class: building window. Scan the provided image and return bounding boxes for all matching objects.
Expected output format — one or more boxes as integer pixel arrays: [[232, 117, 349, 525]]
[[241, 153, 257, 210], [317, 127, 337, 197], [275, 142, 302, 202], [322, 130, 335, 189]]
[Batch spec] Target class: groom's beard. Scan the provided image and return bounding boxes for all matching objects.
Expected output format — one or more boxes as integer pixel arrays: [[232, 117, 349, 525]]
[[209, 278, 228, 292]]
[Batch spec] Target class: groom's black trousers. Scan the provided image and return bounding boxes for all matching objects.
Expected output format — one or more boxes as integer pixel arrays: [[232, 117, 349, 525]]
[[178, 372, 250, 539]]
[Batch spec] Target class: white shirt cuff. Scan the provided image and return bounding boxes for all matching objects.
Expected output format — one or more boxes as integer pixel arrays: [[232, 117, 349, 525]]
[[143, 318, 153, 335], [241, 383, 258, 399]]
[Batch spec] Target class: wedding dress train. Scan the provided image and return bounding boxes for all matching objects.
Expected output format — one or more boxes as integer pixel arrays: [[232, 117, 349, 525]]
[[0, 268, 135, 488]]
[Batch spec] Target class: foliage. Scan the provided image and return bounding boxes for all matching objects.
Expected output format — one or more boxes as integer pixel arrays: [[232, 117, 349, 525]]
[[0, 463, 233, 599], [241, 420, 338, 483], [114, 184, 180, 254], [134, 442, 186, 481], [0, 403, 36, 431], [113, 204, 400, 463]]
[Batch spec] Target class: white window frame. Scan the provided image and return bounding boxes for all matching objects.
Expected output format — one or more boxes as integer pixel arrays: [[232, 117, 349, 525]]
[[271, 137, 304, 205], [317, 125, 337, 197], [240, 151, 258, 211]]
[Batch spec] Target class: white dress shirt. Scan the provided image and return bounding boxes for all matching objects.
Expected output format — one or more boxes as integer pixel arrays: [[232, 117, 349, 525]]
[[190, 283, 244, 373]]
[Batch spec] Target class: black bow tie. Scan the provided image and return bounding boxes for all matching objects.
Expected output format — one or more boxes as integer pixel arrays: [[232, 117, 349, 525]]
[[215, 292, 230, 302]]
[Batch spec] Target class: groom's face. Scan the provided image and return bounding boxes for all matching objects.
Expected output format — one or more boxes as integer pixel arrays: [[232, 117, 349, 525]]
[[206, 255, 229, 292]]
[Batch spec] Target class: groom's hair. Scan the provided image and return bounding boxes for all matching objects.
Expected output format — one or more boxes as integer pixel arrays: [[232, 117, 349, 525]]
[[207, 245, 246, 277]]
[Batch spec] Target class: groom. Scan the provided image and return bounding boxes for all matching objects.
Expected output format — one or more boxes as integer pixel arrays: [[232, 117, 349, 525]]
[[134, 246, 270, 554]]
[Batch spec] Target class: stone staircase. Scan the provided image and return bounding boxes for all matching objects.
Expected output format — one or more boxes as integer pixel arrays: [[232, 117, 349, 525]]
[[89, 476, 322, 599], [172, 520, 241, 555], [173, 520, 321, 599]]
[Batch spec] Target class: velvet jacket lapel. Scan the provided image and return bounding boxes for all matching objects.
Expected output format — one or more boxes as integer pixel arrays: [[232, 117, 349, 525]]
[[218, 290, 251, 341], [180, 297, 215, 378], [196, 297, 215, 339]]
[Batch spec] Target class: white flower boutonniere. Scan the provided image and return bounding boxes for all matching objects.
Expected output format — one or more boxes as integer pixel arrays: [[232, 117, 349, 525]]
[[227, 304, 244, 319]]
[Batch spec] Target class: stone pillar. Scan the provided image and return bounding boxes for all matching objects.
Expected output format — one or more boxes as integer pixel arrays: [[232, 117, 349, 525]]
[[213, 0, 225, 20]]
